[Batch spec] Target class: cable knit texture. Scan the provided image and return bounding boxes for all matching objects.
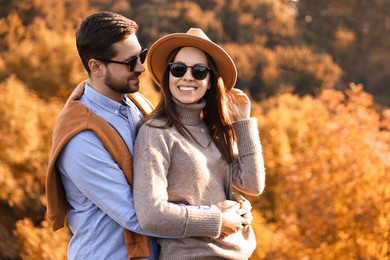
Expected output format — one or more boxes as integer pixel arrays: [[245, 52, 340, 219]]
[[133, 98, 265, 259]]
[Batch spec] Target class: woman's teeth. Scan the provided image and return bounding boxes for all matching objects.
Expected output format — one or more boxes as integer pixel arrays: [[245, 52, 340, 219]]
[[179, 86, 196, 91]]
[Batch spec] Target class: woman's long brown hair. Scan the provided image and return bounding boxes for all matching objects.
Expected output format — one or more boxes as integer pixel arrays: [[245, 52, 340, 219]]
[[138, 47, 235, 163]]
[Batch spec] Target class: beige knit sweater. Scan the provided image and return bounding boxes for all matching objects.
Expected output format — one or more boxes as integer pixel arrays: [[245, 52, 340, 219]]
[[133, 98, 265, 260]]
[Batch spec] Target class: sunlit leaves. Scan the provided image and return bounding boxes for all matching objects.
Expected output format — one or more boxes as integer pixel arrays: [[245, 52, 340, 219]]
[[0, 13, 86, 100], [252, 85, 390, 259], [0, 76, 40, 165], [0, 0, 388, 259], [15, 219, 68, 260], [0, 76, 62, 257]]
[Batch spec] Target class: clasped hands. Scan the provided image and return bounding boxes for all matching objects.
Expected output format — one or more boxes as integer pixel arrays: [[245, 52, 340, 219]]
[[215, 194, 253, 237]]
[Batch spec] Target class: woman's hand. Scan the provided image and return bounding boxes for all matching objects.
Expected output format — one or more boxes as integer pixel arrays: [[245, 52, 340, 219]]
[[232, 193, 253, 231], [215, 199, 251, 236], [227, 88, 251, 121]]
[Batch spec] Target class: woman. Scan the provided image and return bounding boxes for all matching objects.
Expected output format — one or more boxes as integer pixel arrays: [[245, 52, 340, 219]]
[[133, 28, 265, 259]]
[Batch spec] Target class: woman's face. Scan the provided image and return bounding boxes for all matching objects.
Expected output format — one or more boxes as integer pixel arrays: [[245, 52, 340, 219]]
[[169, 47, 211, 104]]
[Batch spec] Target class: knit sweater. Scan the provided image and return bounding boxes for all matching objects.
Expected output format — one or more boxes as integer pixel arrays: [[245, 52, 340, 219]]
[[133, 98, 265, 259]]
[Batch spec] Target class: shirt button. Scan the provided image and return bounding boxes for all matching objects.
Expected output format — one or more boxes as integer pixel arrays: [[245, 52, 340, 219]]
[[115, 110, 119, 115]]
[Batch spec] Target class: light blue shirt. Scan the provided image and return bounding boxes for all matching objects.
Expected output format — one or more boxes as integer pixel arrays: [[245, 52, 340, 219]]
[[57, 84, 160, 259]]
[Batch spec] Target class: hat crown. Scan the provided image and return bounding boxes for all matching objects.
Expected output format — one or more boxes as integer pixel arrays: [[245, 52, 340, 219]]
[[186, 28, 211, 42]]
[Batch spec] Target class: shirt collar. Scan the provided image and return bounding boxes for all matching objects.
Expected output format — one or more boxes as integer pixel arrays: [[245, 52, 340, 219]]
[[84, 82, 124, 114]]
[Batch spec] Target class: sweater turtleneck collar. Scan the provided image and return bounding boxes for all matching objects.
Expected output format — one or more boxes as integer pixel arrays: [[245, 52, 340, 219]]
[[172, 97, 206, 125]]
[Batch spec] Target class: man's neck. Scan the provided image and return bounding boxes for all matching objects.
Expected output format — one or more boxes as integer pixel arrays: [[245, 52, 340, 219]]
[[88, 79, 124, 103]]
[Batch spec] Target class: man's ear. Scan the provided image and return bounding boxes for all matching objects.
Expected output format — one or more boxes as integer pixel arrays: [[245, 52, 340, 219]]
[[89, 59, 105, 76]]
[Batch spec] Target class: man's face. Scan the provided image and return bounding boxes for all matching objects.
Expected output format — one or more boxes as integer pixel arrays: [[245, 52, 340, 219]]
[[103, 34, 145, 95]]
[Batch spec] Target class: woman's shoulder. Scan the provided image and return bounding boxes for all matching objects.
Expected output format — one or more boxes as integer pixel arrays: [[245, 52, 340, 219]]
[[137, 117, 171, 137], [136, 118, 178, 150], [139, 117, 168, 130]]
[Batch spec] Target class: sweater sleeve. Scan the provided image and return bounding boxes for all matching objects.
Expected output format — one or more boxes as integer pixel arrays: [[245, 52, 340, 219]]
[[231, 117, 266, 196], [133, 123, 222, 238]]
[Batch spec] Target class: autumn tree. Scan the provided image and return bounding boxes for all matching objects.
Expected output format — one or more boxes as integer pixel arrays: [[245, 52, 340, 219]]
[[0, 14, 86, 100], [123, 0, 343, 100], [0, 0, 90, 31], [250, 84, 390, 259], [222, 43, 342, 99], [0, 0, 389, 258], [295, 0, 390, 106], [0, 0, 89, 100], [0, 75, 67, 258]]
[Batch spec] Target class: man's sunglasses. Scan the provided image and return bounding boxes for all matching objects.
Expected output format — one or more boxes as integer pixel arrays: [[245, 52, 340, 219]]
[[98, 48, 148, 71], [168, 63, 211, 80]]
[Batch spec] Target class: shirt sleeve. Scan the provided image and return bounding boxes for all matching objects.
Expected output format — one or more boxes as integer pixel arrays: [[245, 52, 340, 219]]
[[56, 130, 177, 238]]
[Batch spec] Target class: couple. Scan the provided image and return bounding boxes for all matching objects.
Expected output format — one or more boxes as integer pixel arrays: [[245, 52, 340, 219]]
[[46, 11, 265, 260]]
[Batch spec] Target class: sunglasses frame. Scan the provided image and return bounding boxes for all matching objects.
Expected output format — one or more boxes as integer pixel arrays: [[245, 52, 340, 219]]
[[168, 62, 211, 80], [97, 48, 148, 71]]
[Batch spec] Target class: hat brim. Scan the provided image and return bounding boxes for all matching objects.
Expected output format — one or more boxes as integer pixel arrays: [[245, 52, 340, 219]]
[[146, 33, 237, 90]]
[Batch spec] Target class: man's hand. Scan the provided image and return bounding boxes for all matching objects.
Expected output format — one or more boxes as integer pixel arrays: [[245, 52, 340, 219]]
[[232, 193, 253, 231], [215, 199, 251, 236]]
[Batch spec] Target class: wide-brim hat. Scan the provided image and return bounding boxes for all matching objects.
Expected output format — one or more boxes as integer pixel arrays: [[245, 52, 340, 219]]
[[146, 28, 237, 90]]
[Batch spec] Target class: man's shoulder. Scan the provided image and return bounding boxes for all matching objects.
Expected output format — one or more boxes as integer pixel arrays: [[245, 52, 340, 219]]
[[128, 92, 154, 114]]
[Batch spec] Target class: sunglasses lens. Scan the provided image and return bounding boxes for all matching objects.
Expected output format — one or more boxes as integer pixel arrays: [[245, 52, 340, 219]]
[[192, 66, 209, 80], [170, 64, 187, 78], [129, 49, 148, 71], [129, 58, 137, 71], [140, 49, 148, 64], [169, 63, 210, 80]]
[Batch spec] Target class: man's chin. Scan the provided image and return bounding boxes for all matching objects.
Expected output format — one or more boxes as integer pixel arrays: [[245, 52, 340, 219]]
[[127, 82, 140, 93]]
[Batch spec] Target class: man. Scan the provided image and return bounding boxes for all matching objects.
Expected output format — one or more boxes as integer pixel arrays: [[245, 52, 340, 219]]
[[46, 11, 252, 259]]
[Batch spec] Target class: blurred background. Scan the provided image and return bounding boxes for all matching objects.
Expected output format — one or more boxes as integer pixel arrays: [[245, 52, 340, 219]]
[[0, 0, 389, 259]]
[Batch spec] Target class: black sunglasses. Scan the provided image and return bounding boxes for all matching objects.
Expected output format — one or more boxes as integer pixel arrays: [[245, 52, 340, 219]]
[[168, 62, 210, 80], [98, 48, 148, 71]]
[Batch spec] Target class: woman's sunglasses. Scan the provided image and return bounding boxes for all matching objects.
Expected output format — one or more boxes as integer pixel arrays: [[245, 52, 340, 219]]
[[168, 62, 210, 80], [98, 48, 148, 71]]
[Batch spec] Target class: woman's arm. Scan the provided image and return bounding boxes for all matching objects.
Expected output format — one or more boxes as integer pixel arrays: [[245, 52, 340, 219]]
[[228, 88, 266, 195]]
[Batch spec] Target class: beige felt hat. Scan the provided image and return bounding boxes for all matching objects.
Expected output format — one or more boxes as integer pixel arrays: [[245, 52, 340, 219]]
[[146, 28, 237, 90]]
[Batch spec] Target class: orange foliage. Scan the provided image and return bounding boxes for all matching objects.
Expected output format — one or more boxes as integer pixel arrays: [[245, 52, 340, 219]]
[[14, 218, 69, 260], [0, 13, 86, 100], [250, 83, 390, 259], [0, 1, 389, 258], [0, 75, 64, 258]]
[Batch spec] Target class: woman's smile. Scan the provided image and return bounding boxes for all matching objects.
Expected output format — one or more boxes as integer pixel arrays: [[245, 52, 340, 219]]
[[178, 85, 197, 91]]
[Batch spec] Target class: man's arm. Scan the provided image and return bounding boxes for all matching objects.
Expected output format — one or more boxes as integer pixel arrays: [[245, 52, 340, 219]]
[[57, 131, 169, 237]]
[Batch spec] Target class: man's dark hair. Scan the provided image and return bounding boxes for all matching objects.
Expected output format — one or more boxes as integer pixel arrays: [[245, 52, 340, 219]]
[[76, 11, 138, 74]]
